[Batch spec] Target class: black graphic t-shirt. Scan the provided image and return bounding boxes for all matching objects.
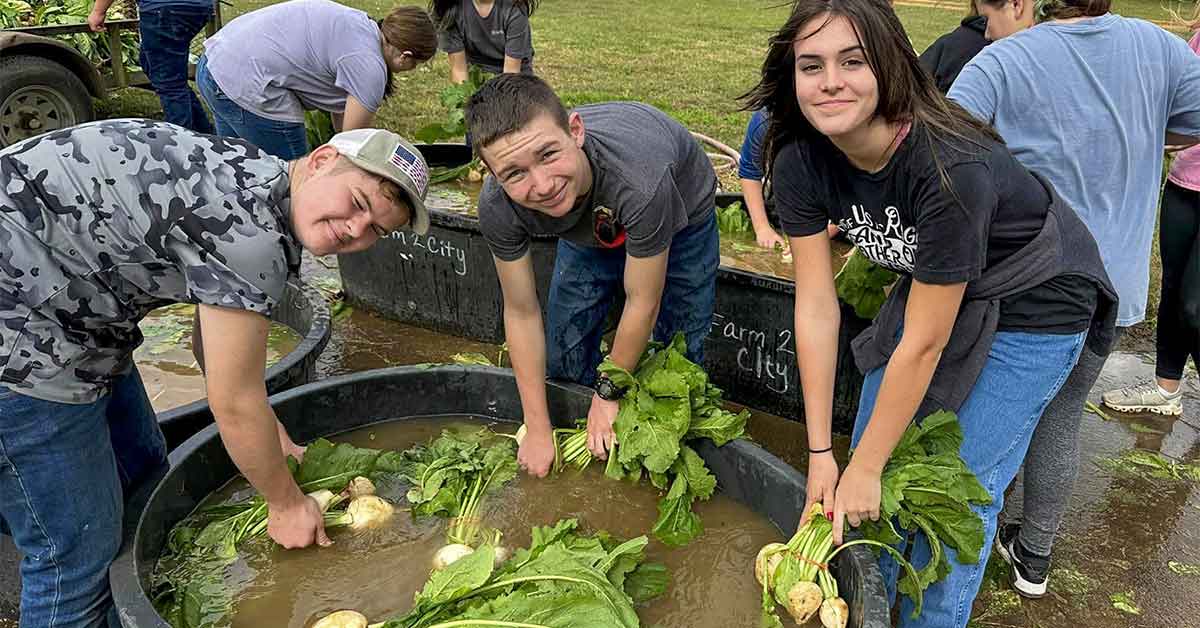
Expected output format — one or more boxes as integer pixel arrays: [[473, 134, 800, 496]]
[[774, 125, 1096, 332]]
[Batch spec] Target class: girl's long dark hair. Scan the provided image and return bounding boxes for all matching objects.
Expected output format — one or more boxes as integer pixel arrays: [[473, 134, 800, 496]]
[[740, 0, 1003, 191], [428, 0, 539, 30]]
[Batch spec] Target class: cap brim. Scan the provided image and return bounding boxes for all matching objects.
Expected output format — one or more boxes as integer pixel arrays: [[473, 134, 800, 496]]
[[343, 155, 430, 236]]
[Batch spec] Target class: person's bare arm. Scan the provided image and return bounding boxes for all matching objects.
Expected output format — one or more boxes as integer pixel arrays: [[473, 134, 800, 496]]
[[87, 0, 115, 31], [198, 304, 329, 548], [339, 96, 375, 132], [502, 55, 523, 74], [584, 249, 669, 458], [831, 279, 964, 544], [608, 251, 669, 370], [789, 232, 841, 525], [494, 253, 555, 476], [742, 179, 786, 250], [448, 51, 469, 84]]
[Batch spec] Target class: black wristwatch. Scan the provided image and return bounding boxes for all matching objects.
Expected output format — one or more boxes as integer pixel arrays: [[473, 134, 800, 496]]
[[595, 375, 628, 401]]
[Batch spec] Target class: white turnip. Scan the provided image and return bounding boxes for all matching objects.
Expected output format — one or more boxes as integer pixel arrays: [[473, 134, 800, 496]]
[[311, 610, 367, 628], [786, 580, 823, 624], [347, 495, 394, 530], [820, 597, 849, 628], [432, 543, 475, 570], [347, 476, 376, 499], [755, 542, 787, 586]]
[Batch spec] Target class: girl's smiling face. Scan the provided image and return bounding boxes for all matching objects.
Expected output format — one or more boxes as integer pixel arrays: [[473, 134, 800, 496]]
[[791, 13, 880, 142]]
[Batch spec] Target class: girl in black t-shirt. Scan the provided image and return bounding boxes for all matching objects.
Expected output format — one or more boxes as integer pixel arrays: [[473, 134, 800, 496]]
[[741, 0, 1113, 626]]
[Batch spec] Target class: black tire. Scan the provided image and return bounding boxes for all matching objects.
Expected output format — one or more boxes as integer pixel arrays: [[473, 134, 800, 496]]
[[0, 54, 95, 148]]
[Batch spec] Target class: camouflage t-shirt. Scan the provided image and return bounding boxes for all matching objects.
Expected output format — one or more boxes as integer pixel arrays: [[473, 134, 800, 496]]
[[0, 119, 300, 404]]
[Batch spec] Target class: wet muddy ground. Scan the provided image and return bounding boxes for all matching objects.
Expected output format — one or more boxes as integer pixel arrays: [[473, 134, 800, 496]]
[[1, 253, 1197, 627]]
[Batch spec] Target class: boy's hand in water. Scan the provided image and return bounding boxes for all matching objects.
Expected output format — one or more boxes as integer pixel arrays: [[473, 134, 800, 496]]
[[518, 425, 555, 477], [586, 394, 619, 459]]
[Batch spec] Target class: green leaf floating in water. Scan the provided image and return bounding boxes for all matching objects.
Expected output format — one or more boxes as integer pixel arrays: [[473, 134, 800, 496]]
[[1168, 561, 1200, 576], [1110, 591, 1141, 615]]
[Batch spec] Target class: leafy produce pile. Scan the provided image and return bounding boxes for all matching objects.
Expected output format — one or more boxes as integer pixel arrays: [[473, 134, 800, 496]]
[[397, 427, 519, 568], [415, 67, 488, 144], [833, 247, 897, 319], [1, 0, 141, 73], [757, 503, 917, 628], [152, 439, 406, 627], [716, 201, 753, 236], [856, 411, 991, 608], [549, 333, 749, 547], [757, 412, 986, 627], [313, 518, 668, 628]]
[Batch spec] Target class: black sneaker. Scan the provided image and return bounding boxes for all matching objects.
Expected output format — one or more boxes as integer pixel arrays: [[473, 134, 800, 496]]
[[995, 524, 1050, 598]]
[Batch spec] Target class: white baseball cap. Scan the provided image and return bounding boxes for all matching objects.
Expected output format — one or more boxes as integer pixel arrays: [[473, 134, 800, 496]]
[[326, 128, 430, 235]]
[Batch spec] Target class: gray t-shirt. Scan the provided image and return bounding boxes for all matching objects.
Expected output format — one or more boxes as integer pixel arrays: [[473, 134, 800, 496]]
[[0, 119, 300, 404], [203, 0, 388, 123], [479, 102, 716, 260], [437, 0, 534, 75]]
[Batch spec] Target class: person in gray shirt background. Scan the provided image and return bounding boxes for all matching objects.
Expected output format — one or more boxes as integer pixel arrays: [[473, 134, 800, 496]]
[[465, 74, 719, 479], [430, 0, 537, 84], [196, 0, 437, 160]]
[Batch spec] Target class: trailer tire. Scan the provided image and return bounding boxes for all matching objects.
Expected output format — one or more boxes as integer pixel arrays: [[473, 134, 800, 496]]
[[0, 54, 94, 147]]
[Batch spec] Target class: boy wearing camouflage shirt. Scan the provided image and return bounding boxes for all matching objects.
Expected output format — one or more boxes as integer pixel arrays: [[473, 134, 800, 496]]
[[0, 119, 429, 627]]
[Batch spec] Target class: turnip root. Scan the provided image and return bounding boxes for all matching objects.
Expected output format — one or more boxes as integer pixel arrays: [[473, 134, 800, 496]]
[[515, 424, 527, 445], [308, 489, 337, 513], [786, 580, 823, 624], [493, 545, 510, 567], [432, 543, 475, 570], [312, 610, 367, 628], [755, 543, 787, 586], [347, 476, 376, 499], [347, 495, 394, 530], [820, 597, 849, 628]]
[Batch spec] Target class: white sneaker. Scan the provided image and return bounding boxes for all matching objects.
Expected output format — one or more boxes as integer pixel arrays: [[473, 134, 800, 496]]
[[1101, 381, 1184, 416]]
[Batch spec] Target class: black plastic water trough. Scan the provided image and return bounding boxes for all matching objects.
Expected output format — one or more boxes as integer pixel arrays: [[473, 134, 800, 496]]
[[155, 279, 332, 449], [109, 365, 889, 628], [338, 144, 869, 434]]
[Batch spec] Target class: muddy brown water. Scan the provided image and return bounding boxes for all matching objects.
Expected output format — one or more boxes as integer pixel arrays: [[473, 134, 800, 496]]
[[181, 416, 806, 628], [133, 303, 302, 412]]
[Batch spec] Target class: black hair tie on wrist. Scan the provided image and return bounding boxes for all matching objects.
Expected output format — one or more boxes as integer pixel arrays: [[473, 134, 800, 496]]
[[808, 445, 833, 454]]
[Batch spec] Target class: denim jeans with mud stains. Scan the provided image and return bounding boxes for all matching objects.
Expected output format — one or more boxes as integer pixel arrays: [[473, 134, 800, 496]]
[[544, 212, 719, 386], [0, 369, 168, 628], [850, 329, 1087, 628]]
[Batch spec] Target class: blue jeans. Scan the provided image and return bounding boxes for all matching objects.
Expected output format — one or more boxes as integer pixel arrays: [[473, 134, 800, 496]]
[[545, 213, 719, 386], [138, 6, 214, 134], [0, 370, 168, 628], [850, 330, 1086, 628], [195, 55, 309, 160]]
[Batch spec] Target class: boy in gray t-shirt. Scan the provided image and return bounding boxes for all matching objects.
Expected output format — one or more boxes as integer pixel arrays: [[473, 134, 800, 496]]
[[0, 120, 429, 625], [466, 74, 718, 478]]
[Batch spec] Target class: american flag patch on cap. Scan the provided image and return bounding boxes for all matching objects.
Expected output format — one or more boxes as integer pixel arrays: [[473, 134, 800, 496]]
[[390, 143, 429, 196]]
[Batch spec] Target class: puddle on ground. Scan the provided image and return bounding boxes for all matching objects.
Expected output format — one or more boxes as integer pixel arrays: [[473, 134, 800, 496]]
[[134, 303, 302, 412], [170, 416, 807, 628], [294, 254, 1200, 628]]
